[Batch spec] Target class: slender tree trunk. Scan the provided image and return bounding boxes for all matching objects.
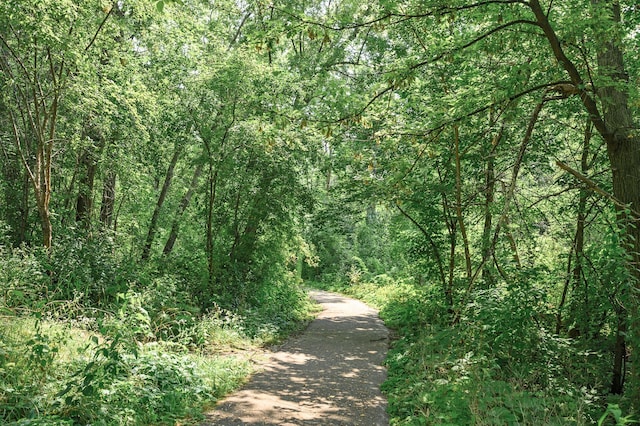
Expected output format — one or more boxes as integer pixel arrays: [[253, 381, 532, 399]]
[[2, 50, 58, 249], [35, 138, 54, 249], [163, 162, 203, 256], [75, 150, 98, 226], [19, 169, 29, 243], [206, 163, 220, 289], [203, 103, 236, 292], [557, 245, 574, 335], [8, 105, 55, 249], [575, 121, 592, 337], [453, 125, 472, 281], [325, 143, 333, 191], [99, 170, 116, 229], [229, 187, 244, 264], [557, 120, 593, 335], [481, 126, 501, 286], [75, 126, 106, 227], [141, 145, 181, 261], [438, 167, 456, 313], [502, 213, 522, 269], [556, 120, 593, 335], [452, 99, 545, 324], [0, 6, 114, 248]]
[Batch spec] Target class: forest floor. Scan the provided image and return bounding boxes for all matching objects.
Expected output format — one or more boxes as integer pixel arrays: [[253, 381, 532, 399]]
[[201, 290, 390, 425]]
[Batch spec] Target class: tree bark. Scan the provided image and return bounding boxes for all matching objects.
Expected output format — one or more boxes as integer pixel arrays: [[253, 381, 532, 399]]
[[556, 120, 592, 335], [75, 125, 106, 227], [0, 12, 112, 249], [453, 125, 472, 281], [4, 86, 55, 249], [206, 161, 220, 289], [481, 125, 502, 286], [594, 13, 640, 397], [574, 122, 592, 338], [99, 170, 117, 230], [452, 98, 544, 324], [141, 145, 181, 261], [437, 166, 456, 313], [162, 162, 204, 256]]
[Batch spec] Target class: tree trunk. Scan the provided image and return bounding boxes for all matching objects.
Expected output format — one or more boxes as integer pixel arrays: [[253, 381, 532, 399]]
[[35, 138, 53, 249], [453, 125, 472, 281], [502, 213, 522, 270], [206, 163, 220, 290], [557, 120, 592, 335], [588, 2, 639, 401], [99, 170, 117, 230], [453, 98, 544, 325], [75, 150, 98, 226], [595, 12, 640, 397], [438, 166, 456, 313], [1, 48, 58, 250], [5, 99, 55, 249], [481, 125, 501, 286], [575, 121, 592, 338], [325, 143, 333, 191], [141, 145, 181, 261], [163, 162, 204, 256], [75, 125, 106, 227], [19, 169, 29, 243]]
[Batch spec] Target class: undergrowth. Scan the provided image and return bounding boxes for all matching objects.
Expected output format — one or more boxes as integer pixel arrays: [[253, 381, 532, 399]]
[[0, 244, 316, 425], [0, 313, 252, 425], [313, 274, 636, 425], [0, 296, 314, 426]]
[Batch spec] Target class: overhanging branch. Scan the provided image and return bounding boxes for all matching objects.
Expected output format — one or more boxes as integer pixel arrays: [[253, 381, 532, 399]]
[[555, 160, 640, 217]]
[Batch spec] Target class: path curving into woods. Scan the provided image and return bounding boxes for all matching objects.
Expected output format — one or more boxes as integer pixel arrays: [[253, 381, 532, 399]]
[[202, 290, 389, 426]]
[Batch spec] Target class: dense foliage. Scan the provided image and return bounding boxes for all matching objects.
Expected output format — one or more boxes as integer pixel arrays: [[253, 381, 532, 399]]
[[1, 0, 639, 424]]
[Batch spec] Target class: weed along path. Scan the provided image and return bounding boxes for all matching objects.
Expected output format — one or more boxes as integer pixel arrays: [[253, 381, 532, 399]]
[[202, 290, 389, 425]]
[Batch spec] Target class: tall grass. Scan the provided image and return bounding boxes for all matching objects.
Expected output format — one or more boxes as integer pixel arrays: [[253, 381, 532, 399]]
[[0, 287, 315, 425], [0, 315, 256, 425]]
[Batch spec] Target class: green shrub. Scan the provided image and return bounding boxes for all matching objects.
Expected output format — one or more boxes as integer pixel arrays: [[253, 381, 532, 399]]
[[58, 342, 212, 424], [0, 246, 48, 314], [330, 277, 610, 425]]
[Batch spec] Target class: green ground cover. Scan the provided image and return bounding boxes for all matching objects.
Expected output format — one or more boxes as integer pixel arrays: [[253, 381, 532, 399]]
[[313, 277, 635, 426]]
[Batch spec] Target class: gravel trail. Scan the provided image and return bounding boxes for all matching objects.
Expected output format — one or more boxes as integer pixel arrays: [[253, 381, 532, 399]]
[[202, 290, 389, 425]]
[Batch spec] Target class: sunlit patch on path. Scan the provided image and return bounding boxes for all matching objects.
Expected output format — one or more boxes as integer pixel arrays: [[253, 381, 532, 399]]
[[202, 290, 389, 425]]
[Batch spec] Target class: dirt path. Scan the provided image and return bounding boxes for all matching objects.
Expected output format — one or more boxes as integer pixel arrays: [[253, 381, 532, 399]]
[[202, 290, 389, 425]]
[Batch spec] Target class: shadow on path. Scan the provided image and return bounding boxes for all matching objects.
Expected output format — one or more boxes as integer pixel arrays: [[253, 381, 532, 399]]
[[202, 290, 389, 425]]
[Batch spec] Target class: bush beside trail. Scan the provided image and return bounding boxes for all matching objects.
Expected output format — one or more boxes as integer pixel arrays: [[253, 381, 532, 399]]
[[0, 243, 316, 426], [313, 275, 633, 425]]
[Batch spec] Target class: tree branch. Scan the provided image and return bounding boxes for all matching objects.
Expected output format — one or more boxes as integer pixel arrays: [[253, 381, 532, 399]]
[[275, 1, 527, 31], [409, 20, 540, 71], [555, 160, 640, 217], [395, 201, 447, 289], [527, 0, 611, 144], [85, 2, 116, 52]]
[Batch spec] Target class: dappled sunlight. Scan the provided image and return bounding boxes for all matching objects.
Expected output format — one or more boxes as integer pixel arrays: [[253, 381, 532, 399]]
[[204, 290, 389, 425]]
